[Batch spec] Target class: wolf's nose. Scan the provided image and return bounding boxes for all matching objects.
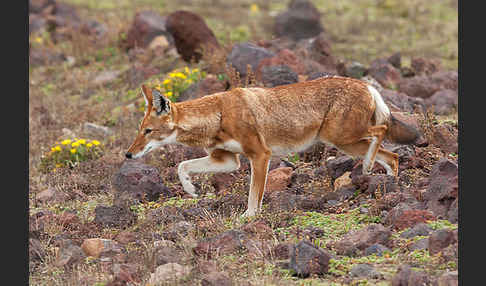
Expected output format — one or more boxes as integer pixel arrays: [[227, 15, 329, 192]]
[[125, 152, 132, 159]]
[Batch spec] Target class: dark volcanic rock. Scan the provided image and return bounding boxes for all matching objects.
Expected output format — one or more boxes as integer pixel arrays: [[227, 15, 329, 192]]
[[400, 223, 432, 239], [274, 0, 324, 41], [380, 89, 424, 113], [289, 240, 331, 277], [424, 158, 458, 221], [112, 160, 173, 206], [364, 243, 390, 257], [325, 155, 355, 180], [350, 264, 381, 279], [261, 65, 299, 87], [166, 10, 220, 62], [428, 229, 456, 255], [256, 49, 306, 79], [227, 42, 275, 79], [93, 205, 137, 229]]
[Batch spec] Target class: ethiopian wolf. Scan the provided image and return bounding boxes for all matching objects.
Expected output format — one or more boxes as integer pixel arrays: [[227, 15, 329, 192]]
[[126, 76, 420, 216]]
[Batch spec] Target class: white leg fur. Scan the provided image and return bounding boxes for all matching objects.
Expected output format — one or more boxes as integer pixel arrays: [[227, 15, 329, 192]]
[[178, 154, 240, 197], [363, 137, 378, 174], [242, 158, 270, 217], [376, 159, 395, 176]]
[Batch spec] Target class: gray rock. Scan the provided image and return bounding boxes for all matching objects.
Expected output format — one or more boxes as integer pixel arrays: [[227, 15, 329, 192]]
[[261, 65, 298, 87], [350, 264, 382, 279], [400, 223, 432, 239], [274, 0, 324, 41], [227, 42, 275, 79], [112, 160, 173, 206], [289, 240, 331, 277], [364, 243, 390, 256], [148, 263, 191, 284]]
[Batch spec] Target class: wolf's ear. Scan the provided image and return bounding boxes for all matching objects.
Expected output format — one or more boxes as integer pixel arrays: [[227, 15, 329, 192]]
[[152, 89, 171, 116], [140, 84, 153, 107]]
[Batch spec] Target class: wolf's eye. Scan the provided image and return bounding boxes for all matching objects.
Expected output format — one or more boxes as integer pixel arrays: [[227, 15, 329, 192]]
[[144, 128, 152, 135]]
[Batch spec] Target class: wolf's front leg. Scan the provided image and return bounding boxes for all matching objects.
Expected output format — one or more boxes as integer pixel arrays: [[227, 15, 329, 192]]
[[177, 149, 240, 198], [242, 150, 271, 217]]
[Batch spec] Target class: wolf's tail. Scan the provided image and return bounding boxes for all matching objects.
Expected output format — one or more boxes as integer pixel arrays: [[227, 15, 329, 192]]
[[368, 85, 421, 145]]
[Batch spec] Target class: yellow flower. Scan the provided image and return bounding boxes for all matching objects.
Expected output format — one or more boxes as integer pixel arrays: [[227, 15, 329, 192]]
[[86, 143, 93, 148], [184, 67, 190, 74], [72, 142, 80, 148], [163, 79, 171, 85], [166, 91, 173, 98], [54, 146, 61, 152], [78, 139, 86, 145], [35, 37, 43, 44], [250, 3, 259, 13], [55, 164, 62, 168], [192, 68, 199, 73], [91, 140, 101, 146], [175, 72, 186, 79], [169, 73, 176, 78], [61, 139, 72, 145], [70, 148, 77, 154], [187, 79, 193, 84]]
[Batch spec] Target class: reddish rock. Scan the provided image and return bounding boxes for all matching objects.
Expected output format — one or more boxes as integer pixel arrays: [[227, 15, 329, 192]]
[[81, 238, 126, 260], [388, 52, 402, 69], [257, 49, 306, 78], [272, 243, 292, 260], [166, 10, 220, 62], [380, 89, 424, 113], [391, 264, 430, 286], [411, 57, 442, 76], [435, 271, 458, 286], [201, 271, 233, 286], [240, 220, 273, 240], [114, 231, 137, 245], [386, 209, 436, 230], [36, 187, 69, 204], [430, 123, 458, 155], [424, 89, 458, 115], [266, 167, 293, 192], [193, 230, 247, 258], [331, 224, 392, 256], [209, 172, 237, 194], [111, 263, 140, 285], [428, 229, 456, 255], [125, 10, 173, 50], [368, 59, 402, 89], [274, 0, 324, 41], [398, 71, 458, 99]]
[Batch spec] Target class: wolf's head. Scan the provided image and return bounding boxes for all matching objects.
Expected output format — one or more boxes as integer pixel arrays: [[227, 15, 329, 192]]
[[125, 85, 177, 159]]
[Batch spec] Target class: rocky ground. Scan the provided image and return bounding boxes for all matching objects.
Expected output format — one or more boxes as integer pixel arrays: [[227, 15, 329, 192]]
[[29, 0, 458, 285]]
